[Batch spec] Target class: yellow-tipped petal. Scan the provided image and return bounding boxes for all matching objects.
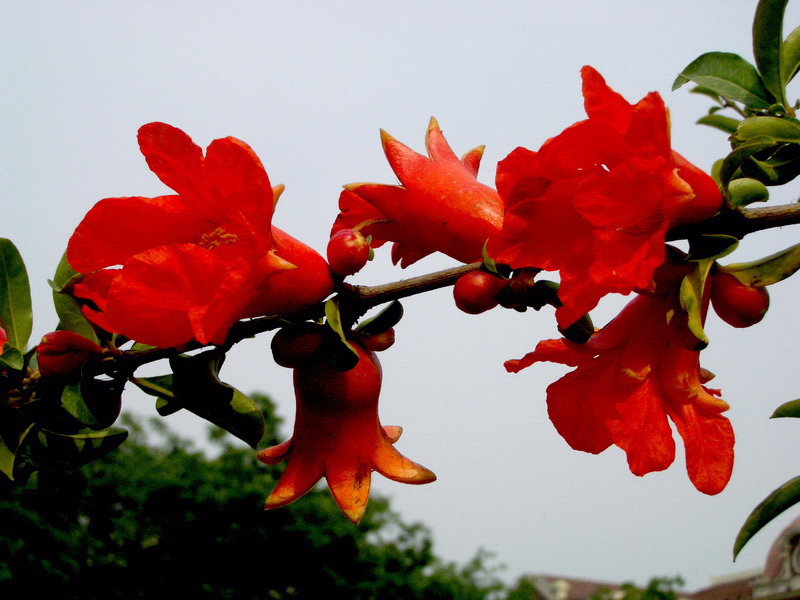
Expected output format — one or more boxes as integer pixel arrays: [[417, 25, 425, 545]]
[[382, 425, 403, 443], [257, 439, 292, 465], [327, 464, 372, 524], [271, 184, 285, 210], [374, 444, 437, 485]]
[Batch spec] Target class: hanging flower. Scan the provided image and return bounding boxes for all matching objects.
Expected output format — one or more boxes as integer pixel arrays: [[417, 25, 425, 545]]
[[258, 343, 435, 523], [488, 67, 723, 328], [67, 123, 333, 348], [332, 117, 504, 267], [506, 290, 734, 495]]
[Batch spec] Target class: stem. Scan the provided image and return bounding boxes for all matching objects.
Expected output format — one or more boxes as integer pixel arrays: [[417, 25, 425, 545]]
[[88, 201, 800, 375], [667, 203, 800, 241]]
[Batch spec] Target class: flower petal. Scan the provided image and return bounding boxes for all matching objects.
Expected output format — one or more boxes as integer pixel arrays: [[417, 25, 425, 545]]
[[68, 195, 209, 273], [667, 403, 735, 495], [137, 123, 208, 205]]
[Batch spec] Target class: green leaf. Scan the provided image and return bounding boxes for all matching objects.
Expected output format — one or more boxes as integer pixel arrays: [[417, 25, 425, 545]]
[[721, 242, 800, 286], [771, 398, 800, 418], [354, 300, 404, 337], [0, 239, 32, 351], [678, 260, 713, 350], [697, 114, 740, 134], [727, 177, 770, 206], [720, 136, 777, 187], [686, 235, 739, 261], [24, 426, 128, 471], [753, 0, 790, 107], [673, 52, 775, 109], [131, 374, 183, 416], [0, 423, 33, 480], [51, 252, 100, 344], [734, 475, 800, 559], [735, 116, 800, 143], [0, 345, 24, 371], [324, 298, 360, 371], [61, 376, 124, 431], [781, 24, 800, 83], [689, 85, 723, 103], [740, 152, 800, 185], [168, 352, 266, 448], [131, 374, 176, 400]]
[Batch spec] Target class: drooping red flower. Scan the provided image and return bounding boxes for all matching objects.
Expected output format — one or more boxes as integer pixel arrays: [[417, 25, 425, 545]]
[[488, 67, 723, 328], [67, 123, 333, 348], [506, 291, 734, 495], [258, 343, 435, 523], [37, 331, 106, 378], [332, 117, 504, 267]]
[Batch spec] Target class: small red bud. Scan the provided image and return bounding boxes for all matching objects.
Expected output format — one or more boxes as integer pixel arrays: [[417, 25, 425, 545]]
[[453, 271, 508, 315], [711, 271, 770, 328], [327, 229, 371, 277], [37, 331, 106, 378]]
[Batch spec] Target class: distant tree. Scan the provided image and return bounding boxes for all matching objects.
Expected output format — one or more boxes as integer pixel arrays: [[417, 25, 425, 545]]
[[0, 393, 505, 599]]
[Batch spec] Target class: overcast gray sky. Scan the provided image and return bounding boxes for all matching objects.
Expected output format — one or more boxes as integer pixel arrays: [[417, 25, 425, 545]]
[[4, 0, 800, 591]]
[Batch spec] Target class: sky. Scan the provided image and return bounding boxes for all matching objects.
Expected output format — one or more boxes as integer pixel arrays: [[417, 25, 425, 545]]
[[4, 0, 800, 592]]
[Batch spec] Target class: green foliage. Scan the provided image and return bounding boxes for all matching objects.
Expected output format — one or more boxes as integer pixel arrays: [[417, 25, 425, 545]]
[[0, 395, 505, 599], [0, 239, 32, 353], [133, 350, 266, 449]]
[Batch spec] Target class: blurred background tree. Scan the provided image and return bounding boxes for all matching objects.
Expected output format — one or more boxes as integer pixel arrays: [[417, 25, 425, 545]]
[[0, 393, 505, 599]]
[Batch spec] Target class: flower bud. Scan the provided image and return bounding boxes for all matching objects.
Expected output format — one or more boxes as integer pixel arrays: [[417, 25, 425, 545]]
[[37, 331, 106, 378]]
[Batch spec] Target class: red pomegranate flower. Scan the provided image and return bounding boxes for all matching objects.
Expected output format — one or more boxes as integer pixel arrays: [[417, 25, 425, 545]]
[[506, 291, 734, 495], [67, 123, 332, 348], [258, 343, 435, 523], [488, 67, 722, 328], [332, 117, 504, 267]]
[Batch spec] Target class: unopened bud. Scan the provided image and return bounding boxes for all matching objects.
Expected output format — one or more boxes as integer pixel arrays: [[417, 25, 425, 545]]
[[37, 331, 106, 378]]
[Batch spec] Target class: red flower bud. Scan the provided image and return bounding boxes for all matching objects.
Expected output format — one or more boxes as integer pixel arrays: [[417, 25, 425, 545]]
[[37, 331, 106, 378]]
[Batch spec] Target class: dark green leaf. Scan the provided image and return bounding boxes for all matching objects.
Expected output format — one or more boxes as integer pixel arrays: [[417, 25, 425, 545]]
[[727, 177, 770, 206], [0, 423, 33, 480], [721, 242, 800, 286], [131, 374, 183, 416], [771, 398, 800, 418], [51, 252, 100, 344], [354, 301, 404, 337], [24, 426, 128, 471], [0, 345, 24, 371], [168, 352, 265, 448], [678, 260, 713, 350], [61, 376, 124, 430], [131, 374, 176, 400], [781, 24, 800, 83], [740, 153, 800, 185], [697, 114, 740, 134], [686, 235, 739, 261], [720, 136, 777, 186], [753, 0, 790, 107], [734, 475, 800, 559], [0, 239, 32, 351], [673, 52, 775, 109]]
